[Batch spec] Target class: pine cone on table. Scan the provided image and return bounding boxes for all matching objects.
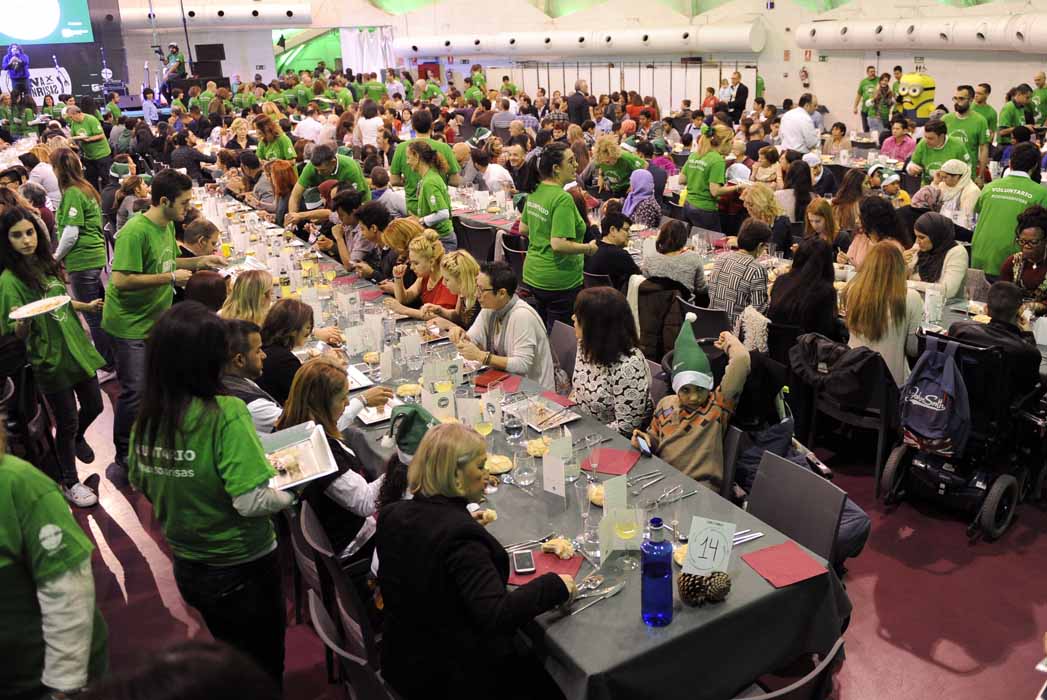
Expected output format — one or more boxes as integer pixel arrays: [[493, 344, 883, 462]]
[[678, 572, 707, 607], [704, 571, 732, 603]]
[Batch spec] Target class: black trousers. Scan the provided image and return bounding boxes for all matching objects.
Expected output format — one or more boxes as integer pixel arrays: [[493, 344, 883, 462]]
[[84, 155, 113, 193], [524, 285, 581, 333], [44, 377, 103, 486], [173, 550, 286, 686]]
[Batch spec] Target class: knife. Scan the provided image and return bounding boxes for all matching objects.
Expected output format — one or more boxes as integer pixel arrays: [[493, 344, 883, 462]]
[[570, 581, 626, 615]]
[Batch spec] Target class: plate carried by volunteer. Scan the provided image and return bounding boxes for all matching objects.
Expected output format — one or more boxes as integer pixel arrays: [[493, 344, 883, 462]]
[[259, 422, 339, 491], [9, 295, 71, 320], [357, 397, 404, 425], [346, 364, 374, 391]]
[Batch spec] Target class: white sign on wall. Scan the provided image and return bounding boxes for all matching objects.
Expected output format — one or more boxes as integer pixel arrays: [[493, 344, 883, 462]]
[[0, 67, 72, 99]]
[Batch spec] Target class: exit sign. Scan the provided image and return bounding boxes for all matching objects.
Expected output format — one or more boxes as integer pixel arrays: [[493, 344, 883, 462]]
[[818, 55, 828, 62]]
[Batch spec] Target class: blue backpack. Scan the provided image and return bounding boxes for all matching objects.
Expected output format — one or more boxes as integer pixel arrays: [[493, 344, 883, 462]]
[[899, 337, 971, 458]]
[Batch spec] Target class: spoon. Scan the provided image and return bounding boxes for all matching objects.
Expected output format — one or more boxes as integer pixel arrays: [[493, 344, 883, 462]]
[[631, 474, 666, 496]]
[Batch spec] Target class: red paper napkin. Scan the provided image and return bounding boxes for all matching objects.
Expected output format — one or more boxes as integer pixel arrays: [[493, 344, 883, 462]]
[[581, 448, 640, 476], [359, 289, 385, 302], [487, 218, 512, 227], [507, 551, 583, 586], [637, 228, 659, 238], [474, 371, 522, 394], [474, 369, 508, 387], [332, 275, 360, 287], [741, 541, 827, 589], [541, 391, 575, 407]]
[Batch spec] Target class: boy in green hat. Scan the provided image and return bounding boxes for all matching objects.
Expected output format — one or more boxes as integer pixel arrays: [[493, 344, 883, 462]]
[[632, 315, 750, 491]]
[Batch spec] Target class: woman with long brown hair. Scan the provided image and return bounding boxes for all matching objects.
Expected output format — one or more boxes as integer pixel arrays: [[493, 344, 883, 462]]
[[831, 167, 865, 237], [844, 241, 923, 385], [50, 147, 112, 371], [406, 140, 456, 250], [275, 358, 385, 565], [254, 114, 295, 163]]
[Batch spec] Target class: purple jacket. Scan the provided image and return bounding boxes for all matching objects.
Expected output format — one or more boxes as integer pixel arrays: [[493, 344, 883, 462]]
[[2, 50, 29, 80]]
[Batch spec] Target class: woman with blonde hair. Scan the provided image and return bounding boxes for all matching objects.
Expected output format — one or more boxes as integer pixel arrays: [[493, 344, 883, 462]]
[[386, 229, 457, 318], [224, 117, 256, 151], [591, 134, 646, 196], [24, 144, 61, 208], [567, 123, 589, 172], [376, 422, 575, 699], [682, 123, 740, 231], [275, 358, 386, 564], [741, 182, 791, 254], [260, 101, 286, 122], [218, 270, 273, 326], [422, 249, 481, 331], [844, 241, 923, 385]]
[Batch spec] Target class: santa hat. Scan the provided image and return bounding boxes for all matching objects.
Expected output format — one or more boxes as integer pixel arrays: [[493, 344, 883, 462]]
[[671, 312, 713, 392], [380, 404, 439, 464]]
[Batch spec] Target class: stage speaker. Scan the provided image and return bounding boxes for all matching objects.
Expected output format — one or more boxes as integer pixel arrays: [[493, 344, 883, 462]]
[[195, 44, 226, 62], [193, 61, 223, 78]]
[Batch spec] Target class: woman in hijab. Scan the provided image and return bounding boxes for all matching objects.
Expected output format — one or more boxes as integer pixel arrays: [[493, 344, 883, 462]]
[[907, 211, 968, 299], [621, 168, 660, 230], [935, 159, 981, 234]]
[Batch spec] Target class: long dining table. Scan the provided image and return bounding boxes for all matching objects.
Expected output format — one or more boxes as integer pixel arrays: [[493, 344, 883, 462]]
[[208, 189, 852, 700]]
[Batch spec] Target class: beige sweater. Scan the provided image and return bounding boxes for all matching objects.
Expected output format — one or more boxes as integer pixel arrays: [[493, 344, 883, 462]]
[[647, 339, 751, 489]]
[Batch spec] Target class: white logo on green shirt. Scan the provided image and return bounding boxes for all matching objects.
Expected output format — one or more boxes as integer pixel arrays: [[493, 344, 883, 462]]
[[39, 524, 63, 552]]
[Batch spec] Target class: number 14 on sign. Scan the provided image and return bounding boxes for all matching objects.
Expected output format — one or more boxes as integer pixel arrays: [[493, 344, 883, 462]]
[[682, 516, 736, 576]]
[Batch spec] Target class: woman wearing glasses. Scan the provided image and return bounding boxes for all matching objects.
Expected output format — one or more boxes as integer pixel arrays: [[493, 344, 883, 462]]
[[1000, 205, 1047, 309]]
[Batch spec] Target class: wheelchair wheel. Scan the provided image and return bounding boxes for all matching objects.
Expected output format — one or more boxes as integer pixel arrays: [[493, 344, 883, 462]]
[[881, 445, 910, 504], [978, 474, 1019, 540]]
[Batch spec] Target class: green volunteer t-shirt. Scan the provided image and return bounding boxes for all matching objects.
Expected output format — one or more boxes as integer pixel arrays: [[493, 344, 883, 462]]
[[997, 101, 1024, 145], [128, 396, 278, 565], [389, 137, 461, 215], [597, 152, 646, 195], [521, 182, 587, 291], [472, 71, 487, 91], [256, 133, 296, 162], [298, 154, 370, 200], [232, 92, 255, 111], [334, 87, 354, 108], [58, 187, 107, 272], [0, 272, 104, 393], [755, 74, 765, 100], [106, 102, 122, 121], [503, 82, 518, 96], [171, 98, 187, 113], [972, 172, 1047, 274], [422, 82, 445, 105], [464, 86, 484, 104], [416, 169, 453, 239], [69, 114, 111, 161], [909, 135, 971, 186], [971, 103, 998, 137], [198, 90, 215, 108], [857, 77, 878, 116], [295, 84, 314, 108], [9, 107, 34, 137], [402, 80, 413, 101], [1032, 87, 1047, 125], [0, 454, 108, 695], [102, 213, 178, 340], [683, 150, 727, 212], [366, 81, 387, 103], [168, 52, 186, 77], [942, 112, 989, 170]]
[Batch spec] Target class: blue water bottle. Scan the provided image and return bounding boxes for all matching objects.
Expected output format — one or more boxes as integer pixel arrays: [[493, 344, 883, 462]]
[[641, 517, 674, 627]]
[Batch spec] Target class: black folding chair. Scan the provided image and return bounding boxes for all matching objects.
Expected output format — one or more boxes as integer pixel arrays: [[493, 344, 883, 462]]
[[453, 220, 496, 262], [677, 297, 731, 337]]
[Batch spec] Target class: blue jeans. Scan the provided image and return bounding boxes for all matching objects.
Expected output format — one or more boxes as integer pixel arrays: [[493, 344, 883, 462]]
[[112, 337, 148, 466], [173, 550, 285, 687], [439, 230, 458, 252], [68, 268, 114, 369], [45, 377, 103, 485]]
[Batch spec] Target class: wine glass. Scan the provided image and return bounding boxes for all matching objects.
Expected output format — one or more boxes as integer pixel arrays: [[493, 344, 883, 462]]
[[585, 434, 603, 482], [573, 477, 592, 551], [613, 509, 642, 571], [504, 413, 525, 445], [474, 419, 494, 449], [513, 451, 537, 488]]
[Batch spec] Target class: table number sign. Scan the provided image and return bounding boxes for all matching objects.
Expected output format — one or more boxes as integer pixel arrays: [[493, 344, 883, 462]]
[[482, 388, 503, 430], [682, 516, 736, 576]]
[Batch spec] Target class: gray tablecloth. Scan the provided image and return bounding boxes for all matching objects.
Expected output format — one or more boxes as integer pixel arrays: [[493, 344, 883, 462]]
[[346, 373, 852, 700], [940, 302, 1047, 381]]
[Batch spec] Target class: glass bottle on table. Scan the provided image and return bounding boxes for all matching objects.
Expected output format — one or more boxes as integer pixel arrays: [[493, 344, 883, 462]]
[[641, 517, 674, 627]]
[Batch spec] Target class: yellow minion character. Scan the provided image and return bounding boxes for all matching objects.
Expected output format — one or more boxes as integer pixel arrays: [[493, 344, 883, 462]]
[[898, 73, 936, 125]]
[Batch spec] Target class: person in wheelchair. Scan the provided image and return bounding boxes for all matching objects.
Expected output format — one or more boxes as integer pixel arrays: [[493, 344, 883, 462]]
[[948, 281, 1042, 401]]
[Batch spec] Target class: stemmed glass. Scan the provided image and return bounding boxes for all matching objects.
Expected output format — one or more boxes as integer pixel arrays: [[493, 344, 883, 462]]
[[612, 509, 642, 571], [584, 434, 603, 483]]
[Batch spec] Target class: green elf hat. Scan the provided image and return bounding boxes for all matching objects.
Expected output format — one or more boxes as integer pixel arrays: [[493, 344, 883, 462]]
[[671, 312, 713, 392], [380, 404, 440, 464], [139, 174, 154, 185], [302, 187, 323, 211], [109, 162, 131, 180], [467, 127, 491, 149], [651, 137, 668, 155]]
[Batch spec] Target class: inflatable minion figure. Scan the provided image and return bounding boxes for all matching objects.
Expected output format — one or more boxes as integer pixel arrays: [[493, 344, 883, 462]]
[[898, 73, 936, 125]]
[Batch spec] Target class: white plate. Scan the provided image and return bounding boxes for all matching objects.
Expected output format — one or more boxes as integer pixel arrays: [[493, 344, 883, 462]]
[[346, 364, 374, 391], [357, 397, 404, 425], [10, 295, 70, 320], [505, 396, 580, 432]]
